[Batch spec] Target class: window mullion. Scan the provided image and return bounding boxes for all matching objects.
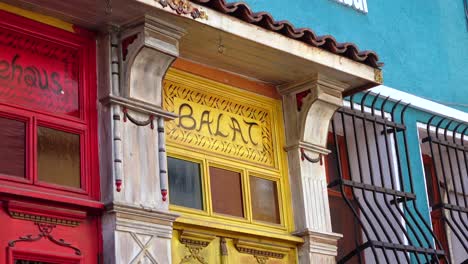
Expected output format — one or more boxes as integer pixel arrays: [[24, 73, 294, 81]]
[[244, 170, 253, 223], [31, 115, 38, 184], [203, 158, 212, 215]]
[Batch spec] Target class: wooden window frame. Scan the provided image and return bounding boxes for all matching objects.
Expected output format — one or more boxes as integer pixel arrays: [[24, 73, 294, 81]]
[[8, 248, 82, 264], [167, 151, 286, 230], [0, 10, 99, 204], [325, 132, 364, 263], [422, 154, 449, 252], [325, 132, 352, 198]]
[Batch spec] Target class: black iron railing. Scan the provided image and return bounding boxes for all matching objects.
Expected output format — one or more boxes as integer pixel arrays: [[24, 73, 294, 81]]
[[328, 93, 448, 263], [421, 116, 468, 261]]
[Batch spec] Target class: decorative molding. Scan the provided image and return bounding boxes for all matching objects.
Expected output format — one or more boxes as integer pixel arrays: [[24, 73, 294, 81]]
[[101, 95, 177, 121], [374, 68, 383, 84], [179, 231, 215, 264], [106, 202, 179, 227], [122, 34, 138, 61], [254, 255, 269, 264], [129, 232, 159, 264], [9, 223, 81, 255], [294, 229, 342, 257], [6, 200, 86, 227], [157, 0, 208, 20], [300, 148, 322, 165], [234, 239, 289, 259], [164, 75, 276, 167], [284, 141, 331, 156], [122, 107, 154, 129]]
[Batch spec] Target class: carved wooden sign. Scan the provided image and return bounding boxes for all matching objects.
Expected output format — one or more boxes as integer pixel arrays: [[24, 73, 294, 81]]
[[164, 70, 278, 167], [0, 25, 80, 117]]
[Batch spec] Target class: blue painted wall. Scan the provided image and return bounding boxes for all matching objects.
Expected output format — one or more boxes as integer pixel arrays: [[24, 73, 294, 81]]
[[228, 0, 468, 111]]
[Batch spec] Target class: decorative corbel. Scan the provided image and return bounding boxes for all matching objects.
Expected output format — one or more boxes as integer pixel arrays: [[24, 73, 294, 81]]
[[179, 231, 215, 264], [101, 16, 184, 197], [234, 239, 289, 264], [119, 15, 185, 106], [277, 73, 349, 263]]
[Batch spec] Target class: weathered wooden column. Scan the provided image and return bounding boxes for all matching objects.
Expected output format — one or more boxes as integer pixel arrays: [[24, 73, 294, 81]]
[[99, 16, 185, 264], [278, 74, 348, 263]]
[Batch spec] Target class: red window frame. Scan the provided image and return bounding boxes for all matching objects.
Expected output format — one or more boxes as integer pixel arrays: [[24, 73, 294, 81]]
[[422, 154, 449, 253], [325, 133, 352, 198], [8, 248, 81, 264], [0, 10, 99, 204]]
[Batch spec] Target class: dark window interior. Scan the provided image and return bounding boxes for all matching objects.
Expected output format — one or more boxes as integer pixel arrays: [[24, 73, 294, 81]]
[[167, 157, 203, 210], [0, 116, 25, 178]]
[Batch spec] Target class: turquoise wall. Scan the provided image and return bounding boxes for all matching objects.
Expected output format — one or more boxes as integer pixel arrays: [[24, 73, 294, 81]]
[[229, 0, 468, 111]]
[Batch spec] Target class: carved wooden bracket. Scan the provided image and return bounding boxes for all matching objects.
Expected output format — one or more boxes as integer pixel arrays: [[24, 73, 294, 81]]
[[234, 239, 289, 264], [179, 231, 215, 264]]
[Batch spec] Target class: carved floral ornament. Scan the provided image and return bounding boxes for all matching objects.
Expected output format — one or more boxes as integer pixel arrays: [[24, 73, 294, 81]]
[[179, 231, 215, 264], [9, 222, 81, 255], [157, 0, 208, 20]]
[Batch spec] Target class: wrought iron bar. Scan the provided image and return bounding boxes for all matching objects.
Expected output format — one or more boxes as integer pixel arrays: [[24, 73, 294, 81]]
[[327, 94, 450, 263], [423, 115, 468, 256]]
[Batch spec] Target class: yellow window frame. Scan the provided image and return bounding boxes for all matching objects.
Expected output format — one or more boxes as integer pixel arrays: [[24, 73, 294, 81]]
[[164, 68, 293, 235]]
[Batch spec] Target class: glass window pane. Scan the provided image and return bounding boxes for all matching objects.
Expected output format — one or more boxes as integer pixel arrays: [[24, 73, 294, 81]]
[[0, 27, 80, 117], [168, 157, 203, 210], [37, 127, 80, 188], [250, 176, 280, 224], [0, 116, 25, 178], [210, 167, 244, 218]]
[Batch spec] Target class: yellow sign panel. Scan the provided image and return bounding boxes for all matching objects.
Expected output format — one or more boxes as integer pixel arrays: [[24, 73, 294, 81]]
[[164, 70, 277, 167], [174, 97, 263, 150]]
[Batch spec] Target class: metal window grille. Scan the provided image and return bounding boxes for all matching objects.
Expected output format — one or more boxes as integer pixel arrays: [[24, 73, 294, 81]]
[[421, 116, 468, 262], [327, 93, 448, 263]]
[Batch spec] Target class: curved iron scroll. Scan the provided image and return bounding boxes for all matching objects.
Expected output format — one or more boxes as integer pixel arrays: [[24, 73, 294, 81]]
[[8, 223, 82, 256]]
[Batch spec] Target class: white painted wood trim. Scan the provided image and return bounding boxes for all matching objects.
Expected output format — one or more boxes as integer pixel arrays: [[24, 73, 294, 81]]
[[135, 0, 377, 83], [371, 86, 468, 122]]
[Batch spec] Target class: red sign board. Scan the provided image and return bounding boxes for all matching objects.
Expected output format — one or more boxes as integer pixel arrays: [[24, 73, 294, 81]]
[[0, 27, 80, 117]]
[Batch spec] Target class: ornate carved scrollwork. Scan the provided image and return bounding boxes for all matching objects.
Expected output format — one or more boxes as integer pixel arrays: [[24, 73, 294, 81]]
[[179, 231, 215, 264], [254, 255, 269, 264], [157, 0, 208, 20], [8, 223, 82, 256]]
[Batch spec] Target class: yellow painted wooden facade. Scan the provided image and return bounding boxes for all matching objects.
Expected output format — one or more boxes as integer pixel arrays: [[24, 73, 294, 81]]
[[164, 69, 301, 264]]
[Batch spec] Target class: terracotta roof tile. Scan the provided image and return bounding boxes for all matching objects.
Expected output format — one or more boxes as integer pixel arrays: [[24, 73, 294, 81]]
[[193, 0, 383, 68]]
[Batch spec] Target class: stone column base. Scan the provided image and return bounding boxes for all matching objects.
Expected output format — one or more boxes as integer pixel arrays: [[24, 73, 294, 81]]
[[102, 203, 179, 264], [294, 229, 342, 264]]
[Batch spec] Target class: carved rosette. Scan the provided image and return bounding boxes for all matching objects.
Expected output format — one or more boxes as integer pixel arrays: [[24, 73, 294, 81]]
[[158, 0, 208, 19]]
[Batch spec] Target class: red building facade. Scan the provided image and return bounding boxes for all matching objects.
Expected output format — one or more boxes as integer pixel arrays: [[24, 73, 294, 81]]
[[0, 10, 101, 263]]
